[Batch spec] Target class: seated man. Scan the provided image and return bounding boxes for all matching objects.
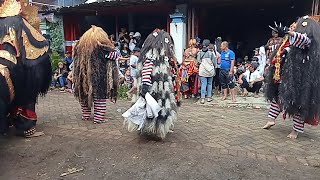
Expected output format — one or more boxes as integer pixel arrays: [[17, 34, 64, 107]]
[[238, 62, 264, 97]]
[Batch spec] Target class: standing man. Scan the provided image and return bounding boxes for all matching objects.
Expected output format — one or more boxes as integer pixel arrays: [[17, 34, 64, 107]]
[[220, 41, 236, 102]]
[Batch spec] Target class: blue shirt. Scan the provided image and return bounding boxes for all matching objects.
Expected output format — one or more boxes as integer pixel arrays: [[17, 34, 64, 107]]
[[65, 57, 73, 64], [220, 49, 235, 71]]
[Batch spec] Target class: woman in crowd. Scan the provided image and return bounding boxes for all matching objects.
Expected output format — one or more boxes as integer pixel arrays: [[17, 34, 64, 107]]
[[197, 39, 217, 104], [179, 39, 199, 99]]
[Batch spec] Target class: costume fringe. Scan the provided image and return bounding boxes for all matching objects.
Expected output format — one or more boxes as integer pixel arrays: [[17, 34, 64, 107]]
[[125, 30, 178, 139], [73, 26, 116, 108]]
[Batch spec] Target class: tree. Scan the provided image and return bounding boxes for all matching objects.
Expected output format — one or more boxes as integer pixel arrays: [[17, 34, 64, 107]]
[[48, 18, 64, 54]]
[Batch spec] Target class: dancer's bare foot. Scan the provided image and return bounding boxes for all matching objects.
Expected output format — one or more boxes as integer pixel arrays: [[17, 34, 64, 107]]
[[221, 96, 227, 101], [287, 130, 299, 139], [262, 121, 275, 129], [25, 131, 45, 138], [232, 97, 237, 102]]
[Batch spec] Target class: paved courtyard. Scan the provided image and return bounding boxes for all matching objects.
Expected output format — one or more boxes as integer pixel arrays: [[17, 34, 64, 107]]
[[2, 91, 320, 179], [38, 91, 320, 165]]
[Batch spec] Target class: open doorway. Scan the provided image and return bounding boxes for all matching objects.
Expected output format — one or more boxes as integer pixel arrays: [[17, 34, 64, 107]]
[[194, 0, 312, 59], [78, 12, 168, 40]]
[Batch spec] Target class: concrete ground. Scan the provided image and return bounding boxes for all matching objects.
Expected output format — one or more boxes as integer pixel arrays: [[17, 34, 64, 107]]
[[1, 91, 320, 180]]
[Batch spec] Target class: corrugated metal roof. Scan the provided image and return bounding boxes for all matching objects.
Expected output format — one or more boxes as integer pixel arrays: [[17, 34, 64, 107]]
[[57, 0, 160, 14]]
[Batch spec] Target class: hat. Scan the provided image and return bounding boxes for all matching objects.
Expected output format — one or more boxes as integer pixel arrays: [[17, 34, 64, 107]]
[[202, 39, 210, 47], [129, 32, 134, 36], [133, 32, 141, 38], [132, 47, 141, 52]]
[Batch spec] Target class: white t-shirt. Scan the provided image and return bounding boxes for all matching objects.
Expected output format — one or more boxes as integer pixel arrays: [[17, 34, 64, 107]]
[[129, 39, 136, 51], [129, 55, 139, 77], [244, 70, 261, 83]]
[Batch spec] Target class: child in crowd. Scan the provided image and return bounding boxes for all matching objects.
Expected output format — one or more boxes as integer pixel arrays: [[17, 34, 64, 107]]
[[124, 68, 133, 88], [52, 62, 68, 91]]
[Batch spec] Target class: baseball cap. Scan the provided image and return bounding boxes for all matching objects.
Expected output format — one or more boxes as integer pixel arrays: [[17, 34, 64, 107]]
[[129, 32, 134, 36], [133, 32, 141, 38]]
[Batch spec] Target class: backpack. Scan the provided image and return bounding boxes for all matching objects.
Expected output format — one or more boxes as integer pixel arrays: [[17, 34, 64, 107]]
[[199, 52, 215, 77]]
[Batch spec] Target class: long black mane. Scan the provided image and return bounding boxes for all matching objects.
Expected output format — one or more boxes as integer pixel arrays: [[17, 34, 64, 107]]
[[280, 17, 320, 120]]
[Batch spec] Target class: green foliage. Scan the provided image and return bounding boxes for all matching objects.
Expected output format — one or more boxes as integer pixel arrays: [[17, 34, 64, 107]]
[[118, 85, 130, 100], [51, 51, 63, 72], [48, 19, 64, 53]]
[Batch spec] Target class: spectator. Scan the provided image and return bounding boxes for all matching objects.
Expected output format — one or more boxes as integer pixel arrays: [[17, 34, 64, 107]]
[[220, 41, 236, 102], [119, 69, 125, 85], [238, 62, 264, 97], [197, 39, 217, 104], [66, 71, 73, 93], [69, 61, 74, 71], [121, 43, 130, 57], [126, 47, 140, 97], [52, 62, 68, 91], [119, 43, 130, 74], [124, 68, 133, 88], [119, 27, 130, 44], [133, 32, 143, 49], [209, 43, 221, 94], [64, 51, 73, 71], [195, 37, 202, 50], [129, 32, 135, 51], [265, 30, 283, 64], [215, 37, 222, 53], [180, 39, 199, 99]]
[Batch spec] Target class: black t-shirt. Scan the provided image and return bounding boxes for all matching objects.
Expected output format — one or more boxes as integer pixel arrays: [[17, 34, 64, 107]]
[[135, 39, 143, 48]]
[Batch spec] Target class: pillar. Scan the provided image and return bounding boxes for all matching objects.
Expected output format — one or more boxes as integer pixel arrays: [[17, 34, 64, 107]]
[[128, 13, 134, 32], [169, 9, 186, 64]]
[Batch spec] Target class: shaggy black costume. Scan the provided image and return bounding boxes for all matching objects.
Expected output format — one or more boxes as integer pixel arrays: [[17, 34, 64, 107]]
[[265, 16, 320, 127], [0, 0, 52, 136], [280, 16, 320, 123]]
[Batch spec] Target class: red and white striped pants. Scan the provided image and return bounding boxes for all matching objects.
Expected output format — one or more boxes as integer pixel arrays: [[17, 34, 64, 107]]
[[268, 100, 304, 133], [80, 98, 107, 123]]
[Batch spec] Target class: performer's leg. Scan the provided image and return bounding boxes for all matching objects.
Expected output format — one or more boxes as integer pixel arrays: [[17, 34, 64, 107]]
[[80, 102, 91, 121], [0, 100, 9, 136], [263, 100, 281, 129], [288, 114, 304, 139], [13, 103, 44, 137], [93, 98, 107, 124]]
